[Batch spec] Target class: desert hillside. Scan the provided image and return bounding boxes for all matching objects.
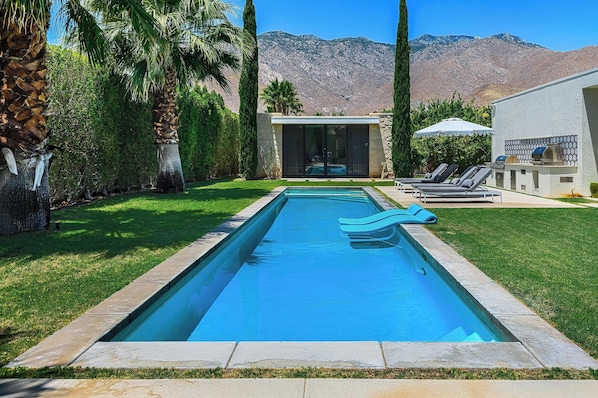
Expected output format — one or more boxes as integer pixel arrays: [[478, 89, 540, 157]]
[[204, 31, 598, 115]]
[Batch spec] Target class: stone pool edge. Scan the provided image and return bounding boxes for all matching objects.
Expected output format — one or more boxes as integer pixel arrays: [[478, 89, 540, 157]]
[[7, 186, 597, 370]]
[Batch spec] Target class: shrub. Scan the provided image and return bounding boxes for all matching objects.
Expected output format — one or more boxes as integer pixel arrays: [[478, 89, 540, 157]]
[[178, 85, 238, 181], [46, 46, 113, 201], [213, 108, 240, 177], [412, 134, 492, 173], [45, 47, 239, 203], [410, 95, 492, 173]]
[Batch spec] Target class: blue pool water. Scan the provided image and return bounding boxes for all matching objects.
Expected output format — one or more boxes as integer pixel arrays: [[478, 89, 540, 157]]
[[112, 188, 506, 343]]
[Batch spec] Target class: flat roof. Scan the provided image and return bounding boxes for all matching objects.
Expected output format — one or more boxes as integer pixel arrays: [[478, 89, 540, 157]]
[[271, 116, 380, 125], [493, 66, 598, 104]]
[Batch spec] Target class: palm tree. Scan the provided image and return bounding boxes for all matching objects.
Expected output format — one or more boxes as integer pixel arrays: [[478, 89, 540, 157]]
[[101, 0, 248, 193], [260, 78, 304, 116], [0, 0, 158, 235]]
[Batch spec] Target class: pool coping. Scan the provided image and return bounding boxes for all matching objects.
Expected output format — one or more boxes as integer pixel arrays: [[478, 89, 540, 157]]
[[7, 187, 598, 370]]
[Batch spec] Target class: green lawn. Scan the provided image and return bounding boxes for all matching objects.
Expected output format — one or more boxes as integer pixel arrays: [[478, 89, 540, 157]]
[[0, 179, 280, 367], [0, 179, 596, 378], [426, 207, 598, 359]]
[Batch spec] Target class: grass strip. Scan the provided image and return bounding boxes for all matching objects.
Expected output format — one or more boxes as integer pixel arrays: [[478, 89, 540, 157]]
[[1, 366, 596, 380]]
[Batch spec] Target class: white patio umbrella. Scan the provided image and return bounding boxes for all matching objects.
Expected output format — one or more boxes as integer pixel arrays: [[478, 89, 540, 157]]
[[414, 118, 494, 137]]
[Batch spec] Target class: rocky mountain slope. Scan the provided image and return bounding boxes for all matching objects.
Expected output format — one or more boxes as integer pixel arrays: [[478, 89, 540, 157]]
[[206, 31, 598, 115]]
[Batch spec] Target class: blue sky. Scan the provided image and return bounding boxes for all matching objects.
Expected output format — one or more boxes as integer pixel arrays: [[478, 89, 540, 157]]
[[49, 0, 598, 52]]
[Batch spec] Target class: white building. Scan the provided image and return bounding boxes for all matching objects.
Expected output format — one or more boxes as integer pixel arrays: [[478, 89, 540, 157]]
[[489, 67, 598, 197], [256, 113, 393, 179]]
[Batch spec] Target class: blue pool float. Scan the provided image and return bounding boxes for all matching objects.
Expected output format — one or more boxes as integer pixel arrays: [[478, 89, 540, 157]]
[[340, 209, 437, 237], [338, 203, 425, 225]]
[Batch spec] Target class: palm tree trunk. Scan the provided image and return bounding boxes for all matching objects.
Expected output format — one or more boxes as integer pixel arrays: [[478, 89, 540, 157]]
[[0, 16, 51, 234], [0, 158, 50, 235], [154, 66, 184, 192]]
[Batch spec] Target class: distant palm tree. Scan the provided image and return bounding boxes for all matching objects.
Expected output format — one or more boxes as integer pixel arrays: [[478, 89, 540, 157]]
[[260, 78, 303, 115], [100, 0, 248, 193], [0, 0, 157, 235]]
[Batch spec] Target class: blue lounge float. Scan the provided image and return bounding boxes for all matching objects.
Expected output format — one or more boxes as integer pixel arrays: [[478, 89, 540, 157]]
[[338, 203, 425, 225], [339, 208, 438, 241]]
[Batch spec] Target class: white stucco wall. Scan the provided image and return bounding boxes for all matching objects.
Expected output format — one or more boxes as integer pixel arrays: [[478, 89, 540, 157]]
[[492, 67, 598, 196]]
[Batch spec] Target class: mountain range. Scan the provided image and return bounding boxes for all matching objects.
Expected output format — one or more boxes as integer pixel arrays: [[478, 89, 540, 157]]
[[206, 31, 598, 115]]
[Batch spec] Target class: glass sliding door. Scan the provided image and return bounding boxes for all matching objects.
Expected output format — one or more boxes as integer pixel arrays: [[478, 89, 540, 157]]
[[304, 125, 326, 176], [346, 125, 369, 177], [282, 124, 369, 177], [282, 125, 304, 177], [326, 125, 347, 176]]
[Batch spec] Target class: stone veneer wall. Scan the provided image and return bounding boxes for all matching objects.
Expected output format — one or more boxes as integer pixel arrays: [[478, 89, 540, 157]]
[[256, 113, 282, 179], [370, 113, 394, 177]]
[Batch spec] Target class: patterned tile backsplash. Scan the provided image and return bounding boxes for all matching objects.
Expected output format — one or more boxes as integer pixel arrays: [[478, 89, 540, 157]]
[[504, 135, 577, 165]]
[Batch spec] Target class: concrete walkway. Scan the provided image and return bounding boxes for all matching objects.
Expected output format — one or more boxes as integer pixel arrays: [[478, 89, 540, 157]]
[[376, 185, 584, 208], [2, 378, 598, 397]]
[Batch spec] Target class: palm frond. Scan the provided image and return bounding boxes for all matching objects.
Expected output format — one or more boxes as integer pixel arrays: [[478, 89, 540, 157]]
[[97, 0, 246, 100], [62, 0, 108, 64]]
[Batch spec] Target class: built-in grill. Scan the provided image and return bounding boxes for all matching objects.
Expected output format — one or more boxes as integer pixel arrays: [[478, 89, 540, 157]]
[[531, 144, 563, 165], [490, 154, 517, 169]]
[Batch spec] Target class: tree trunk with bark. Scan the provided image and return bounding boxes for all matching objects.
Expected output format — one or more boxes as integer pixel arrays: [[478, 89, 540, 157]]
[[0, 16, 51, 234], [154, 66, 185, 192]]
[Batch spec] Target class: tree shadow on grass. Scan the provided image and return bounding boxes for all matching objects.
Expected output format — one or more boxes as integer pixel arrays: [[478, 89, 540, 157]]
[[0, 184, 278, 261]]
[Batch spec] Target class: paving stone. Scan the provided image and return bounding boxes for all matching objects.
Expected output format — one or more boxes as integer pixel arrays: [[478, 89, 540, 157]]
[[497, 314, 598, 369], [305, 379, 598, 398], [382, 342, 543, 369], [0, 378, 305, 398], [71, 342, 236, 369], [229, 342, 385, 369], [6, 314, 126, 368]]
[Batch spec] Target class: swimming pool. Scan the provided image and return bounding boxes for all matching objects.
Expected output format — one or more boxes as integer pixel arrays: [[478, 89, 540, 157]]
[[10, 186, 597, 370], [110, 188, 505, 343]]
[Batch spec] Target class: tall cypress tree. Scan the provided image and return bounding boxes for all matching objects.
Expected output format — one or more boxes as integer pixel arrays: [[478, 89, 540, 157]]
[[238, 0, 259, 179], [391, 0, 412, 177]]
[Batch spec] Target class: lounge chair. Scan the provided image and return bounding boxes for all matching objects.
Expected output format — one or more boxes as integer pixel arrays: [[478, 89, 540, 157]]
[[340, 209, 438, 239], [338, 203, 425, 225], [416, 168, 502, 203], [420, 189, 503, 203], [394, 163, 448, 189], [411, 165, 478, 192], [395, 164, 459, 192], [416, 167, 491, 193]]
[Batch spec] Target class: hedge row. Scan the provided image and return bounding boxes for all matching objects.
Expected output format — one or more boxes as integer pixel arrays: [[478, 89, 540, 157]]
[[46, 46, 238, 204], [178, 85, 239, 182]]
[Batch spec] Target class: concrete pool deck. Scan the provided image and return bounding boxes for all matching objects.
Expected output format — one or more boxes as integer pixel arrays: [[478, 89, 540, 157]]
[[376, 185, 585, 208], [4, 185, 597, 397]]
